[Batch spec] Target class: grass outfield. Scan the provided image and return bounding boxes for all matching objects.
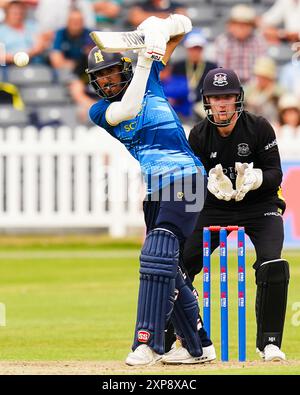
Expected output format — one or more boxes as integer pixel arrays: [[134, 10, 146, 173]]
[[0, 238, 299, 374]]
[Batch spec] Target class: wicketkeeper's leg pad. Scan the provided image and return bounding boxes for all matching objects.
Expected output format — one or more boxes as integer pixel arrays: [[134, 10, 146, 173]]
[[133, 228, 179, 354], [255, 259, 290, 351], [171, 267, 203, 357]]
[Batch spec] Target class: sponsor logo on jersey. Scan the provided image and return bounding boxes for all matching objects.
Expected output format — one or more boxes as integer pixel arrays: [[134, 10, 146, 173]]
[[213, 73, 228, 87], [210, 152, 217, 159], [138, 330, 150, 343], [124, 122, 137, 132], [264, 139, 278, 151], [177, 192, 184, 200], [237, 143, 251, 157]]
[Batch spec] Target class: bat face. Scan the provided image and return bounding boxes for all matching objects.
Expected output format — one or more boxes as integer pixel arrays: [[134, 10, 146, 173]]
[[90, 31, 145, 53]]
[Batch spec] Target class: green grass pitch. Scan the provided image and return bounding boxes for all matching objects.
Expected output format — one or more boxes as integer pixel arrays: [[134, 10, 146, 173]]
[[0, 240, 299, 374]]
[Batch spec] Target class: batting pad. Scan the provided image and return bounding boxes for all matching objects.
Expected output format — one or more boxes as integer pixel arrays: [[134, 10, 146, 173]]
[[133, 229, 179, 355], [171, 268, 203, 357]]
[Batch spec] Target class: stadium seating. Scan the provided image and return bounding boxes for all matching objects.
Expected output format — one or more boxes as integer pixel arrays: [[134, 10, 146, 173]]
[[188, 5, 216, 26], [20, 85, 70, 106], [0, 105, 28, 127], [268, 44, 294, 66], [7, 65, 54, 86], [0, 0, 295, 131], [37, 106, 79, 128]]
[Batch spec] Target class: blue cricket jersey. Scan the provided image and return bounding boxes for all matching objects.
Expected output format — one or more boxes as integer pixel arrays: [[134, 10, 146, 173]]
[[89, 61, 205, 194]]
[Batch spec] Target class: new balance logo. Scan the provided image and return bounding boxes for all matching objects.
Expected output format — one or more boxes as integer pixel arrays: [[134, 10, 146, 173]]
[[210, 152, 217, 159]]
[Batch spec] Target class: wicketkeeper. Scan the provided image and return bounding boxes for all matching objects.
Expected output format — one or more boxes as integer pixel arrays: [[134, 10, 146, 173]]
[[87, 15, 216, 365], [164, 67, 290, 363]]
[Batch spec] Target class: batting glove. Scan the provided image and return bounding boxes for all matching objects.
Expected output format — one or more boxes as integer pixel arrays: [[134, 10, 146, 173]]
[[142, 29, 167, 62], [166, 14, 193, 37], [137, 16, 170, 42], [235, 162, 263, 202], [208, 164, 235, 201]]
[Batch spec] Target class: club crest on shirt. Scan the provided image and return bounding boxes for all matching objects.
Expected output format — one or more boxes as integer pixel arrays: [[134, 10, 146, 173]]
[[213, 73, 228, 87], [237, 143, 251, 157]]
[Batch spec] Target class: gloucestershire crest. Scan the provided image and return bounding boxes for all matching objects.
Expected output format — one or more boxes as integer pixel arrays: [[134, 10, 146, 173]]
[[213, 73, 228, 87], [237, 143, 251, 157]]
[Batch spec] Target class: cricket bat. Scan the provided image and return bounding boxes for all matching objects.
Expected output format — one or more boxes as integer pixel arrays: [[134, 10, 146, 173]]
[[90, 30, 145, 53]]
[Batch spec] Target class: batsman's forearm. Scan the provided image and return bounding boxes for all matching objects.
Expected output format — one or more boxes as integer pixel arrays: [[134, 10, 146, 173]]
[[106, 56, 153, 125]]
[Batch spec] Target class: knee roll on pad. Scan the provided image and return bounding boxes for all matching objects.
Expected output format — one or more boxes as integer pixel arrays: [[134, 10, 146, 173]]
[[255, 259, 290, 351], [133, 229, 179, 354], [171, 268, 203, 357]]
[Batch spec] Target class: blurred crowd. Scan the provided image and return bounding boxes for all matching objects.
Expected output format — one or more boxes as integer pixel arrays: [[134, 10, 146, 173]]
[[0, 0, 300, 155]]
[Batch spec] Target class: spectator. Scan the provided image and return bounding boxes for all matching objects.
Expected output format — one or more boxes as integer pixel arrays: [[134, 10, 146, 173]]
[[35, 0, 95, 36], [278, 94, 300, 127], [0, 0, 49, 64], [128, 0, 186, 28], [261, 0, 300, 44], [0, 80, 24, 110], [66, 56, 97, 123], [69, 76, 97, 123], [244, 57, 285, 125], [214, 4, 267, 84], [50, 8, 94, 71], [88, 0, 123, 28], [279, 59, 300, 99], [276, 94, 300, 157], [173, 29, 217, 121], [160, 62, 192, 120], [0, 0, 8, 22]]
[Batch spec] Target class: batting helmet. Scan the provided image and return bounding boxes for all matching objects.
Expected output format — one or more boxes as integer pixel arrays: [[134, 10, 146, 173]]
[[86, 47, 133, 100], [201, 68, 244, 127]]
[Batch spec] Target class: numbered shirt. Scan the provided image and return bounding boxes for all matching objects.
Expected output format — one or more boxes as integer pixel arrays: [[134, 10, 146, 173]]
[[89, 61, 204, 194], [189, 111, 286, 211]]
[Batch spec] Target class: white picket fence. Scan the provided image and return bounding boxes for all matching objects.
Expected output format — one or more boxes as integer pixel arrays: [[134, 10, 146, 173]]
[[0, 126, 145, 237]]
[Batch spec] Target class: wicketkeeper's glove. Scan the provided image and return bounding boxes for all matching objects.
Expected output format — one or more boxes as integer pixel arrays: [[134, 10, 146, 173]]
[[208, 164, 235, 201], [235, 162, 263, 202]]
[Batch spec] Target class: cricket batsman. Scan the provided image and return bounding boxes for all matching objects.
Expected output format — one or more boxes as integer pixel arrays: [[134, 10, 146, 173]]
[[163, 67, 290, 363], [86, 15, 216, 365]]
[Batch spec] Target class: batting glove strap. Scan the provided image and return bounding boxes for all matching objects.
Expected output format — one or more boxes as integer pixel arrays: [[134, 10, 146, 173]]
[[143, 30, 167, 62]]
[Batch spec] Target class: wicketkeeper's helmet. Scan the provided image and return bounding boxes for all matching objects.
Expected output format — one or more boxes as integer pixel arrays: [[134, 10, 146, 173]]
[[86, 47, 133, 100], [201, 67, 244, 127]]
